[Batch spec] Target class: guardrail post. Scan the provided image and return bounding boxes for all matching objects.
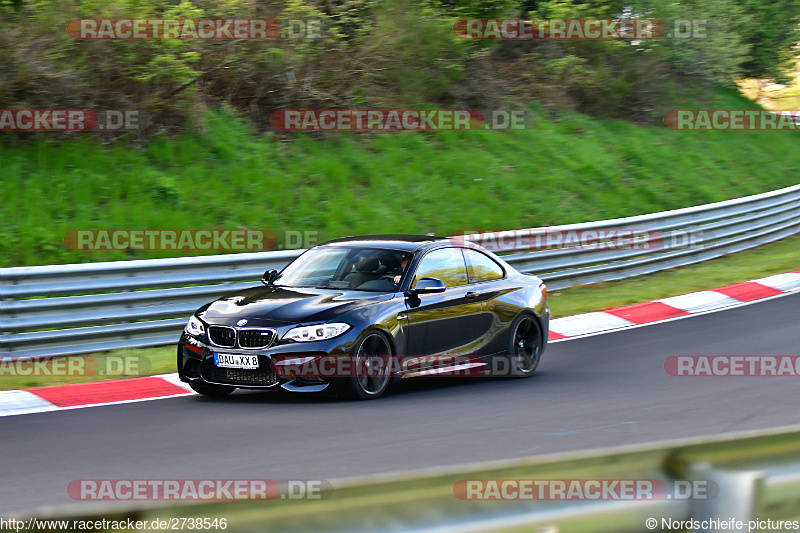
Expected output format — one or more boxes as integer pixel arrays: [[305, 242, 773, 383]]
[[691, 462, 765, 532]]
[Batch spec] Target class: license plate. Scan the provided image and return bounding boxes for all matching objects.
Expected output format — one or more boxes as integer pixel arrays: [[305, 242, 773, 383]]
[[213, 353, 259, 370]]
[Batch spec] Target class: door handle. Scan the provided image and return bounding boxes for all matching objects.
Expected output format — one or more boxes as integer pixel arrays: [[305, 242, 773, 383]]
[[465, 291, 480, 299]]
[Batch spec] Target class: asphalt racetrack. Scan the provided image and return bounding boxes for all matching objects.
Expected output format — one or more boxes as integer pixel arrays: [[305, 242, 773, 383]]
[[1, 292, 798, 516]]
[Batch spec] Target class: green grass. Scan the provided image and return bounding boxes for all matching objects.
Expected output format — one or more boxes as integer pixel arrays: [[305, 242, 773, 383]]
[[0, 87, 797, 266], [3, 233, 797, 391]]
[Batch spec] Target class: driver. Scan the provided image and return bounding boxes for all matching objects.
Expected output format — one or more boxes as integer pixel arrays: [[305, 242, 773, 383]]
[[392, 256, 410, 284]]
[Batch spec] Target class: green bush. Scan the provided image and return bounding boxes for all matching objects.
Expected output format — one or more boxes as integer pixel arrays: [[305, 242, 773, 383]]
[[0, 0, 799, 134]]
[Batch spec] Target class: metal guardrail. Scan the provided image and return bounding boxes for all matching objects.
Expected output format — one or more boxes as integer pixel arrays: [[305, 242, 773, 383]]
[[29, 427, 800, 533], [1, 184, 799, 357]]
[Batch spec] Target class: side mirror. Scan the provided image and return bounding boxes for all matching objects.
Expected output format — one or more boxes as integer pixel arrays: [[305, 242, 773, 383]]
[[261, 269, 279, 285], [409, 277, 446, 294]]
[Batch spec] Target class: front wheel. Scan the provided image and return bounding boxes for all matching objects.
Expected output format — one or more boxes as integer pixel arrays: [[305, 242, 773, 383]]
[[337, 331, 393, 400], [504, 314, 543, 378], [189, 381, 235, 397]]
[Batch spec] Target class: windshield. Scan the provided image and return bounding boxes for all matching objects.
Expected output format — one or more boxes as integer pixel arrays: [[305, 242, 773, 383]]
[[274, 246, 413, 292]]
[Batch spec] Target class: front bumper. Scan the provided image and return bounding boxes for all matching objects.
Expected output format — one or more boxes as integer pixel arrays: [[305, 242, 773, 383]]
[[177, 331, 353, 391]]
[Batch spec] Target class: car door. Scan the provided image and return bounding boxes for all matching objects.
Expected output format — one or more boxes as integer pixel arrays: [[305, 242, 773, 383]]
[[462, 248, 510, 355], [403, 248, 487, 364]]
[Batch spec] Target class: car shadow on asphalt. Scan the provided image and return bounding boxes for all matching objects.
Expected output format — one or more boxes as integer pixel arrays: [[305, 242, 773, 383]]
[[186, 370, 555, 405]]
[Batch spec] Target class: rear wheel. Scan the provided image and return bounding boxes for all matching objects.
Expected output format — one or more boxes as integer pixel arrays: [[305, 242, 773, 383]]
[[504, 314, 543, 378], [338, 331, 393, 400], [189, 381, 235, 397]]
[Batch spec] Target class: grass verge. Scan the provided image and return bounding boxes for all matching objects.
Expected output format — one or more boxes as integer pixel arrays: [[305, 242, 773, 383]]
[[1, 88, 798, 266]]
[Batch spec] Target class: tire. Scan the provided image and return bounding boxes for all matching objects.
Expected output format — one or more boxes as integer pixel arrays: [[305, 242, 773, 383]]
[[189, 381, 235, 397], [503, 313, 543, 378], [337, 331, 393, 400]]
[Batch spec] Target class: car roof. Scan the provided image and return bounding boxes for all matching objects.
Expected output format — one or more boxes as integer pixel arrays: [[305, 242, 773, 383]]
[[318, 234, 449, 253]]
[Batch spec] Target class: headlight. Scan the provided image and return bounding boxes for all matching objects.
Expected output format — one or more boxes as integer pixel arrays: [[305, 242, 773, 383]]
[[185, 315, 206, 336], [283, 323, 350, 342]]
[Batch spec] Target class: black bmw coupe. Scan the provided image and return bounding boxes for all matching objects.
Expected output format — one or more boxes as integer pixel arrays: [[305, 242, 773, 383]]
[[178, 235, 549, 399]]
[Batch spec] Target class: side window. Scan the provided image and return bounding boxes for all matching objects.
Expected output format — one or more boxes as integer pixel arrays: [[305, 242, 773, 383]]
[[412, 248, 468, 288], [464, 249, 504, 283]]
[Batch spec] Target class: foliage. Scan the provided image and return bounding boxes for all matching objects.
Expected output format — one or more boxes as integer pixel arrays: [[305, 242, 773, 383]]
[[735, 0, 800, 82], [1, 0, 799, 132]]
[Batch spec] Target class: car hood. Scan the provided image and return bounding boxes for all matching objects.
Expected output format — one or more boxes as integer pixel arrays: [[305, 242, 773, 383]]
[[197, 285, 395, 326]]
